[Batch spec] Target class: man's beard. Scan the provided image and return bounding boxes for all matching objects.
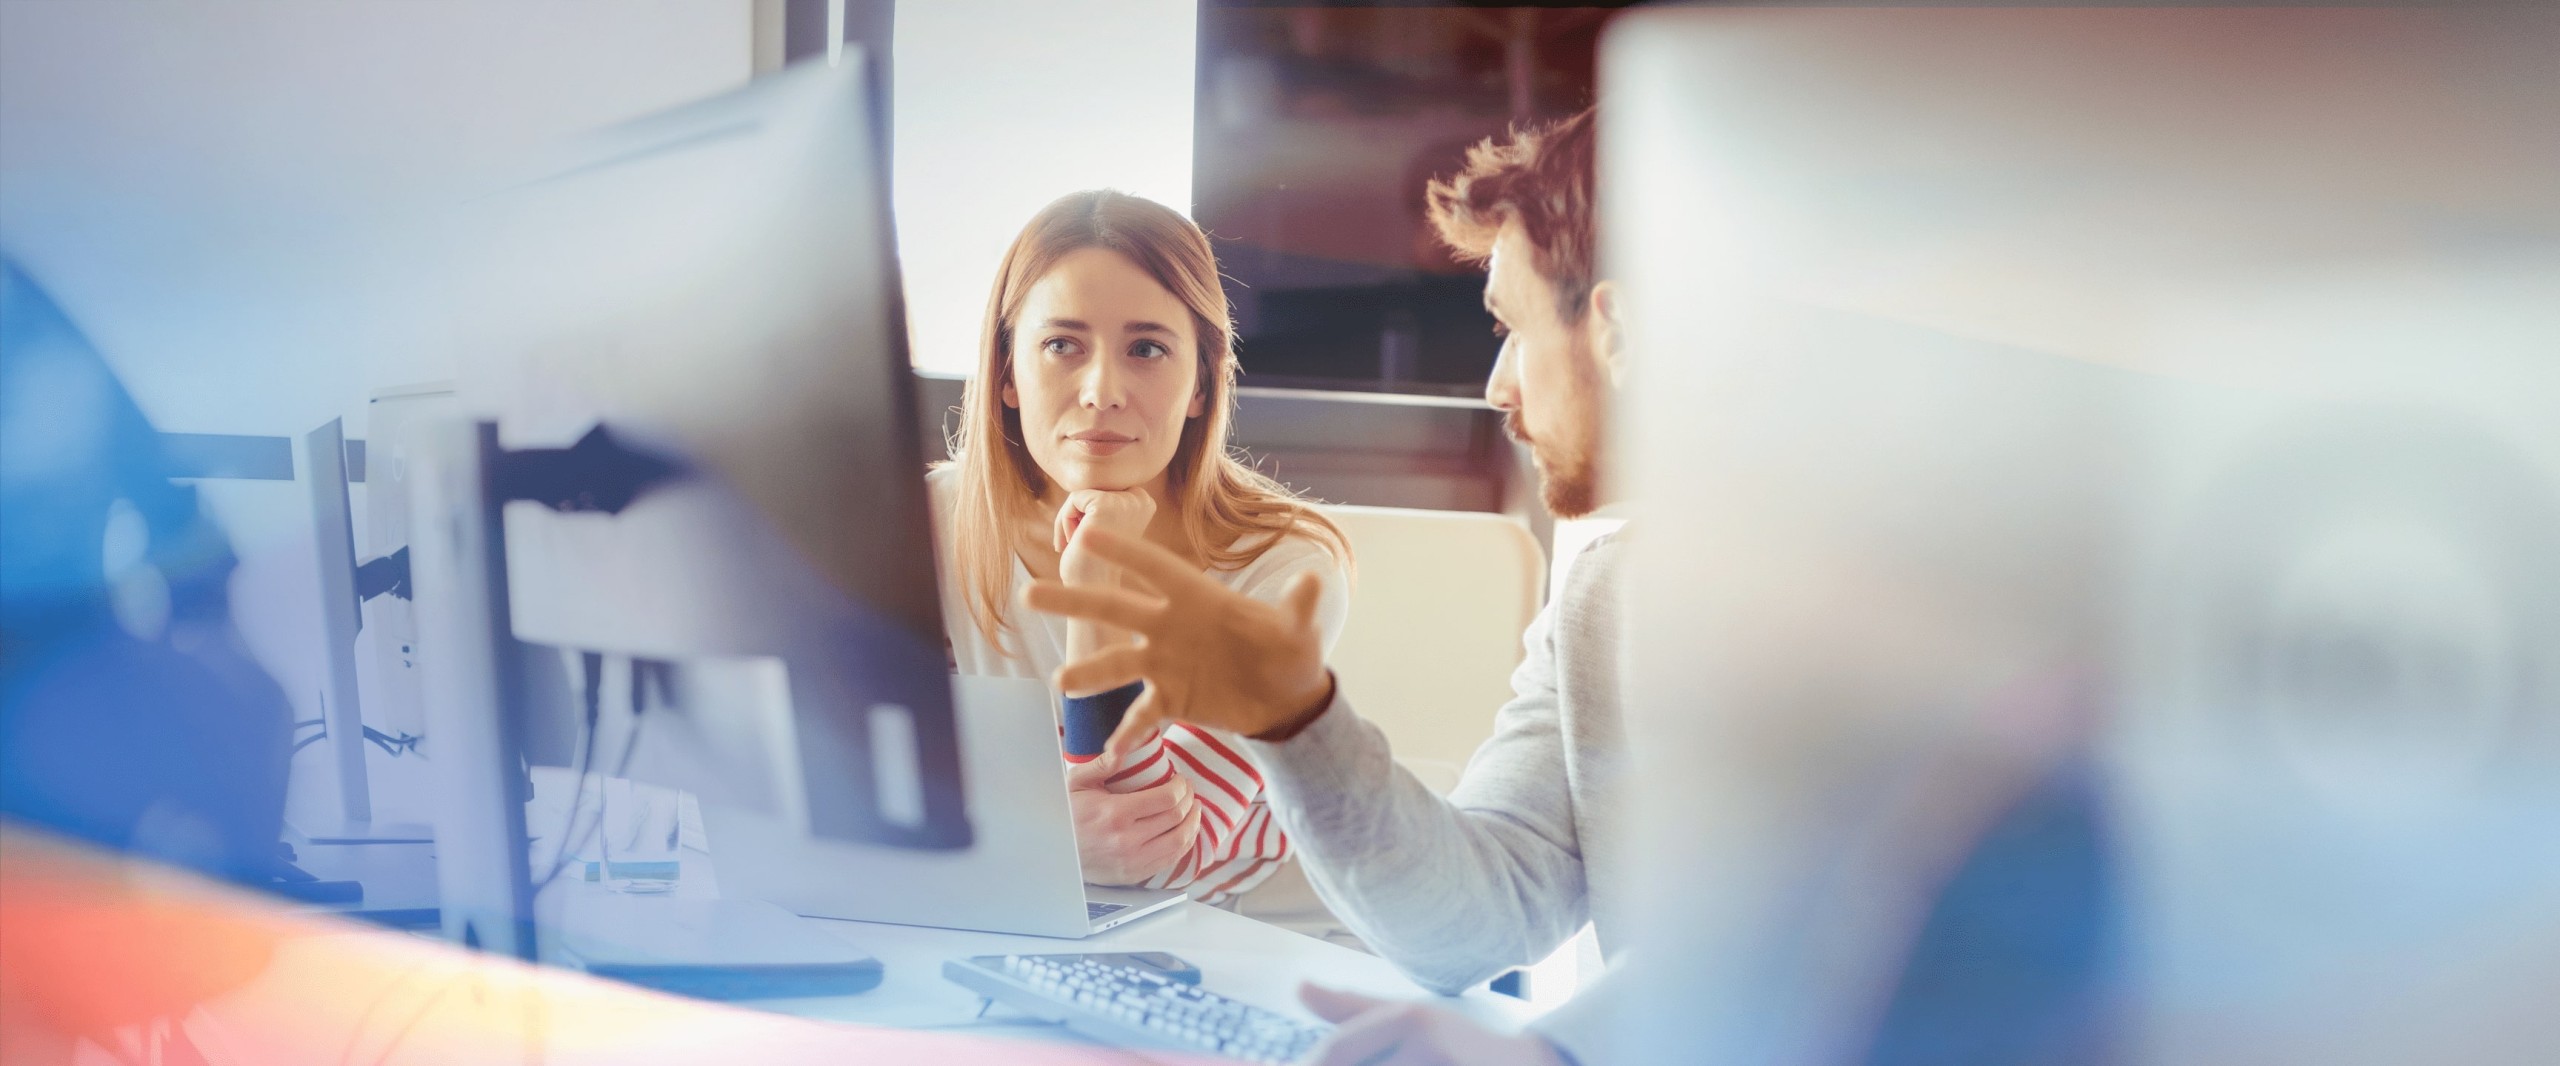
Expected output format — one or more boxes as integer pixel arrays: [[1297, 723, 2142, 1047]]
[[1506, 409, 1602, 519]]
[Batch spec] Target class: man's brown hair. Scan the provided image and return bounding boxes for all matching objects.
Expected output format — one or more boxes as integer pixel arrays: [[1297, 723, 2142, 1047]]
[[1424, 106, 1597, 324]]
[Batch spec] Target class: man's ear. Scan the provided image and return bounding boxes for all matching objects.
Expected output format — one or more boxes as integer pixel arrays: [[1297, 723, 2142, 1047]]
[[1587, 280, 1627, 386]]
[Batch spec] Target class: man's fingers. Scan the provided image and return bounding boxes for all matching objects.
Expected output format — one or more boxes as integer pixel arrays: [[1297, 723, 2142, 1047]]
[[1053, 643, 1147, 699], [1298, 983, 1390, 1023], [1065, 529, 1221, 599], [1023, 580, 1160, 632], [1284, 568, 1324, 629], [1306, 1000, 1426, 1066], [1102, 690, 1169, 767]]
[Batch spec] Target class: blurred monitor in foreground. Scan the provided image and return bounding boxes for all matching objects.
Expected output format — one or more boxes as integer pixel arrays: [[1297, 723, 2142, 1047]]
[[1607, 6, 2558, 1064], [417, 55, 966, 956]]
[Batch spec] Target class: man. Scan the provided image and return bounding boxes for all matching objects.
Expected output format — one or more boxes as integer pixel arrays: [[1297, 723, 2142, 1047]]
[[1029, 108, 1620, 1065], [1027, 110, 2114, 1065]]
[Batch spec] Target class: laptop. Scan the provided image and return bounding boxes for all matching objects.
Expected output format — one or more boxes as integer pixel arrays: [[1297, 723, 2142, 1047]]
[[702, 674, 1186, 938]]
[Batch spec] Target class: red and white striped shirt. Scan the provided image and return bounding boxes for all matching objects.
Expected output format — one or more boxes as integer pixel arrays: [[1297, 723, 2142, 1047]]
[[1098, 722, 1290, 903], [929, 468, 1351, 904]]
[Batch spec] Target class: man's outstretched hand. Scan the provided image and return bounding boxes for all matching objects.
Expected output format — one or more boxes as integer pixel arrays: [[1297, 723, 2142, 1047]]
[[1298, 984, 1568, 1066], [1021, 528, 1334, 763]]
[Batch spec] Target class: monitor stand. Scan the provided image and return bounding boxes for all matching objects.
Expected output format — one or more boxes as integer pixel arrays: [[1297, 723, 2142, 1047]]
[[553, 897, 884, 1000], [292, 817, 437, 845]]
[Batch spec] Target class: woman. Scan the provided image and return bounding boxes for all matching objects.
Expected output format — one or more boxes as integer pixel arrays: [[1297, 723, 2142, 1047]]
[[932, 190, 1351, 906]]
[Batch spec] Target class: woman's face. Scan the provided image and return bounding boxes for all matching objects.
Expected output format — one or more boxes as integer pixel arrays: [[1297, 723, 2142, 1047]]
[[1003, 247, 1206, 499]]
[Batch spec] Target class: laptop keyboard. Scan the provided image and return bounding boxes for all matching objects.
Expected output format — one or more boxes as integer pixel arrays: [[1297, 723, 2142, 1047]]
[[1087, 901, 1129, 921]]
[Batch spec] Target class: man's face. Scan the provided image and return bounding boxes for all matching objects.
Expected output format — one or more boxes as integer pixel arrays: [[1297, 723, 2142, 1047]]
[[1482, 221, 1608, 519]]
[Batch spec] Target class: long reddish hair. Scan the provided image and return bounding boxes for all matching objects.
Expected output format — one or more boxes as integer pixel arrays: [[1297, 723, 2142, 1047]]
[[939, 190, 1346, 659]]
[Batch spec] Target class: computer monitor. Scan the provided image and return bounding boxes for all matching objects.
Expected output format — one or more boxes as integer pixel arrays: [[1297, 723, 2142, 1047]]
[[1607, 5, 2558, 1062], [362, 382, 456, 753], [296, 415, 433, 844], [409, 52, 968, 959]]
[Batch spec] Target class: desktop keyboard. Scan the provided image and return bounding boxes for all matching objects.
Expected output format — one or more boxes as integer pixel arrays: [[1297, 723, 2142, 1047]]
[[944, 953, 1329, 1064]]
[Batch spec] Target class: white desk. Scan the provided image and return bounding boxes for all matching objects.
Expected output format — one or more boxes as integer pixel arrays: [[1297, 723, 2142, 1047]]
[[763, 901, 1538, 1033], [289, 836, 440, 924], [533, 851, 1538, 1047]]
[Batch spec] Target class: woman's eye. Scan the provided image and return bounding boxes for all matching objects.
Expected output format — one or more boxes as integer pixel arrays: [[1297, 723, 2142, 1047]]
[[1043, 336, 1082, 357], [1130, 339, 1171, 360]]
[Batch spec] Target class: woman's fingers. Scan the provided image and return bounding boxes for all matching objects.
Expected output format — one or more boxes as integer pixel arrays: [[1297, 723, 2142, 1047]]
[[1065, 755, 1116, 790], [1114, 798, 1186, 840], [1096, 780, 1197, 881], [1124, 774, 1188, 819], [1053, 499, 1079, 554], [1146, 794, 1205, 872]]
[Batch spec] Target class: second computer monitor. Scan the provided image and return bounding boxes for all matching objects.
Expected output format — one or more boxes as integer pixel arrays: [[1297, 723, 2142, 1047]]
[[443, 53, 967, 853]]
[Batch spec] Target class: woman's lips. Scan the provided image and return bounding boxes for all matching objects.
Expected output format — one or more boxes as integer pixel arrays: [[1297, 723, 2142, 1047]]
[[1066, 431, 1135, 457]]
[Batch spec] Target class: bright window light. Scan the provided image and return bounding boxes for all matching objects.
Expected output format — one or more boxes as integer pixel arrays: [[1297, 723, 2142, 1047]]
[[892, 0, 1197, 376]]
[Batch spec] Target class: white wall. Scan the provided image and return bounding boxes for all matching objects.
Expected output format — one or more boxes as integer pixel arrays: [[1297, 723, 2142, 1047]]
[[891, 0, 1197, 375], [0, 0, 753, 830], [0, 0, 1205, 828]]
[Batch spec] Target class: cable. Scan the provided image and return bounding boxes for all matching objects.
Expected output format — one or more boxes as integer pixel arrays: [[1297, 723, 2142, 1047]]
[[294, 723, 421, 760], [531, 650, 607, 892], [595, 657, 662, 882], [362, 726, 423, 758]]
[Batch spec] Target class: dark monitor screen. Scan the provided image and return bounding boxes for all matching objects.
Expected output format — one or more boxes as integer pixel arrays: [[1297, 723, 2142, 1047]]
[[1192, 3, 1629, 395], [447, 52, 965, 854]]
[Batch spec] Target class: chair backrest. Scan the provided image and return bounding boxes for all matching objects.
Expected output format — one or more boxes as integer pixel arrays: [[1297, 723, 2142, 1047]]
[[1317, 505, 1546, 794]]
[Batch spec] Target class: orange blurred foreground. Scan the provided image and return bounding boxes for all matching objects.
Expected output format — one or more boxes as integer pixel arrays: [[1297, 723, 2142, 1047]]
[[0, 825, 1195, 1065]]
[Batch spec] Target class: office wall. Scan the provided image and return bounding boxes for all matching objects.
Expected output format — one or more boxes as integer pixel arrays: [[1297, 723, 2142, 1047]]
[[0, 0, 754, 830], [891, 0, 1198, 375]]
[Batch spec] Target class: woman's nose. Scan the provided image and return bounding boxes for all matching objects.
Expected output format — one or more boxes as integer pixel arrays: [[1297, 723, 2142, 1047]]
[[1079, 356, 1126, 409]]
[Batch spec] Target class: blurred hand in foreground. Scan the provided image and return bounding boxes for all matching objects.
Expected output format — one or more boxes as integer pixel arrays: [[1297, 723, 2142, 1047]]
[[1299, 984, 1566, 1066]]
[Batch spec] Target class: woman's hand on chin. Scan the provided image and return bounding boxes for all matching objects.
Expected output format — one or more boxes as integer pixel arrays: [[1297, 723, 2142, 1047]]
[[1065, 755, 1198, 886], [1055, 487, 1158, 587]]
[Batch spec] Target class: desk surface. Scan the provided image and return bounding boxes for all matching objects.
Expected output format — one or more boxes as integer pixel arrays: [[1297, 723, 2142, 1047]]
[[492, 845, 1542, 1049], [757, 900, 1538, 1035]]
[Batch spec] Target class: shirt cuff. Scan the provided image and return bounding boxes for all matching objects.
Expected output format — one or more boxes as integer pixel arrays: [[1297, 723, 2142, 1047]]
[[1239, 686, 1373, 792]]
